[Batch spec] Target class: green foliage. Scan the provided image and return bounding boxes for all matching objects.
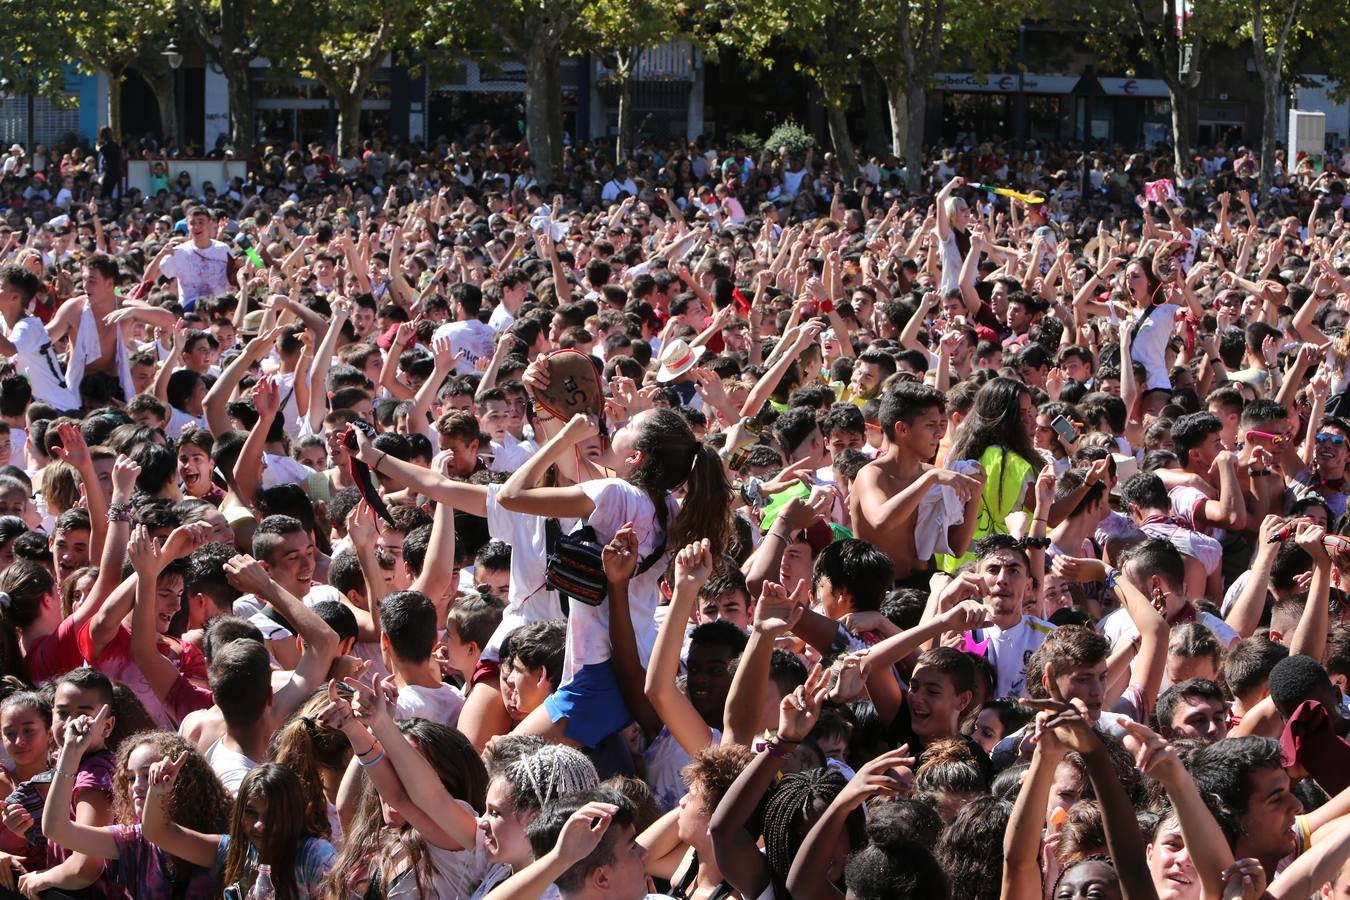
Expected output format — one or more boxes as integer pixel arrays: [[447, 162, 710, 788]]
[[763, 121, 815, 154], [730, 131, 765, 153]]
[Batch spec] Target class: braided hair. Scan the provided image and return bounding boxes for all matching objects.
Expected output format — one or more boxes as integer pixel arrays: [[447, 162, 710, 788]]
[[760, 767, 861, 895], [504, 744, 599, 817]]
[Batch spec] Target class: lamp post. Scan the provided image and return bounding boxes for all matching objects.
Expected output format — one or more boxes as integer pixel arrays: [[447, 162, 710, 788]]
[[163, 38, 184, 148]]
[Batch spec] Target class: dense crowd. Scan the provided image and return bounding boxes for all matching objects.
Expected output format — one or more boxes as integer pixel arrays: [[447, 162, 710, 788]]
[[0, 126, 1349, 899]]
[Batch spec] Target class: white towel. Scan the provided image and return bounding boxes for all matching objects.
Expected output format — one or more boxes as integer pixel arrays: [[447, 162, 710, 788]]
[[913, 459, 983, 560], [66, 301, 135, 403]]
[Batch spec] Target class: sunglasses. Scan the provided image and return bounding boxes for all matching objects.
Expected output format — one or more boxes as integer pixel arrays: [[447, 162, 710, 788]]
[[1317, 433, 1347, 446]]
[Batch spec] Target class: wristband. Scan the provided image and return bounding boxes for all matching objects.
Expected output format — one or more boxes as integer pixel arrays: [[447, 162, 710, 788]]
[[351, 741, 375, 758], [358, 749, 386, 768], [108, 503, 132, 523], [1250, 468, 1271, 477], [1104, 568, 1121, 589]]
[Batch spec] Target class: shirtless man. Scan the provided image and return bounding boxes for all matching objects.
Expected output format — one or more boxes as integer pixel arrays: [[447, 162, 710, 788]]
[[851, 381, 983, 585], [45, 252, 124, 378]]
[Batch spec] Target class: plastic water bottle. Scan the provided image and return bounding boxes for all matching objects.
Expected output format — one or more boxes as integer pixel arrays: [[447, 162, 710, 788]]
[[248, 864, 275, 900]]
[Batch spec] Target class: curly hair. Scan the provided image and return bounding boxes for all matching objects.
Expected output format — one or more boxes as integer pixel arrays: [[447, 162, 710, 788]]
[[112, 731, 228, 881], [935, 796, 1012, 900], [681, 743, 754, 815]]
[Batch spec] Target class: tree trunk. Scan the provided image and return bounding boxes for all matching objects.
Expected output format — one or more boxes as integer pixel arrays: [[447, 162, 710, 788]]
[[106, 71, 123, 143], [614, 58, 634, 164], [822, 88, 859, 183], [1259, 72, 1279, 193], [224, 61, 254, 150], [886, 73, 926, 192], [1168, 85, 1191, 177], [859, 70, 889, 156], [336, 91, 363, 157], [146, 69, 179, 146], [524, 47, 563, 187]]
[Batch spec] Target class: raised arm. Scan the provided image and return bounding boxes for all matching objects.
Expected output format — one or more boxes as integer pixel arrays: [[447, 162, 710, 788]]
[[305, 299, 351, 433], [1001, 726, 1065, 900], [41, 706, 119, 862], [140, 752, 220, 868], [644, 540, 716, 755], [496, 414, 598, 519], [128, 526, 194, 702], [224, 554, 338, 723], [739, 322, 821, 418], [77, 458, 141, 625], [721, 581, 803, 747], [204, 327, 278, 436], [1289, 522, 1333, 661], [1123, 721, 1234, 900], [603, 525, 662, 740], [233, 374, 280, 509], [787, 747, 915, 900], [711, 664, 828, 900]]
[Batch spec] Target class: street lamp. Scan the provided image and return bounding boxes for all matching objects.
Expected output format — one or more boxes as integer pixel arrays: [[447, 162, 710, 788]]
[[163, 40, 183, 70]]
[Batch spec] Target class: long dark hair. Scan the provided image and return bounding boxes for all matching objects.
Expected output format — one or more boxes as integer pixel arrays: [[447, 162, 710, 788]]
[[948, 377, 1043, 473], [225, 763, 317, 900], [627, 408, 732, 558], [322, 719, 488, 899], [0, 560, 55, 682]]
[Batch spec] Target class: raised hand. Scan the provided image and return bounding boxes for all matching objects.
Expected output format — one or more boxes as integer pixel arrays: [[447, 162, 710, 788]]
[[344, 671, 395, 726], [777, 662, 830, 743], [126, 525, 162, 573], [554, 802, 621, 865], [160, 521, 213, 561], [837, 744, 916, 808], [59, 705, 109, 755], [50, 421, 91, 469], [602, 523, 640, 584], [250, 374, 280, 422], [344, 499, 376, 547], [1051, 555, 1109, 583], [674, 539, 713, 589], [147, 751, 188, 798], [223, 553, 275, 597], [753, 580, 804, 638]]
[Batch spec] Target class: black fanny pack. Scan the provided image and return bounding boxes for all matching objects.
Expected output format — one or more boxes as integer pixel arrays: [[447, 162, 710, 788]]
[[544, 520, 665, 609]]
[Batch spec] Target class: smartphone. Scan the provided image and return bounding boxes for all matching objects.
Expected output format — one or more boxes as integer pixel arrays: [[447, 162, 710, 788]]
[[1051, 415, 1078, 444]]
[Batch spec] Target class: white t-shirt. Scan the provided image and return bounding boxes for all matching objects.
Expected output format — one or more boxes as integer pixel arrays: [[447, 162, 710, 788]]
[[938, 228, 966, 294], [433, 318, 495, 376], [487, 303, 515, 332], [159, 240, 234, 306], [1099, 604, 1238, 651], [481, 484, 574, 662], [386, 804, 480, 898], [0, 315, 79, 410], [394, 683, 464, 727], [232, 585, 345, 642], [645, 726, 722, 813], [204, 737, 257, 796], [1140, 518, 1223, 575], [1129, 303, 1182, 392], [977, 616, 1057, 698], [563, 478, 675, 681], [167, 406, 207, 440]]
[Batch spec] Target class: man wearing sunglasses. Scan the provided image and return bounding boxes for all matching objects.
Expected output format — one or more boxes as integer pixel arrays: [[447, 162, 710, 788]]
[[1290, 418, 1350, 521]]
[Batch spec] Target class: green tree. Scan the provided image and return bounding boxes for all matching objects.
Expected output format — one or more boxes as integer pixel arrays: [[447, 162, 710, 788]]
[[181, 0, 260, 149], [575, 0, 682, 162], [866, 0, 1034, 190], [255, 0, 418, 154], [0, 0, 175, 141]]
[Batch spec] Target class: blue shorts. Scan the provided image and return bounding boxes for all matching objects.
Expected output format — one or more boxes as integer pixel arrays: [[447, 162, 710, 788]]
[[542, 660, 633, 748]]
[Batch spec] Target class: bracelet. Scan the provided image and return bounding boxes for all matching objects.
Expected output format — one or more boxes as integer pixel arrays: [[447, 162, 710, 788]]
[[351, 741, 375, 758], [1104, 568, 1121, 589], [372, 450, 387, 473], [1250, 468, 1271, 477], [358, 749, 386, 768], [107, 503, 132, 523], [764, 530, 787, 546]]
